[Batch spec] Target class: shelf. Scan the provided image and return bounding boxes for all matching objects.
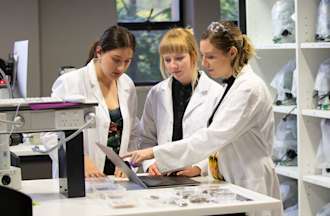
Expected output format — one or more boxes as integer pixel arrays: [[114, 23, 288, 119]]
[[273, 105, 297, 115], [301, 42, 330, 49], [301, 109, 330, 119], [303, 175, 330, 189], [275, 165, 299, 179], [255, 43, 296, 50]]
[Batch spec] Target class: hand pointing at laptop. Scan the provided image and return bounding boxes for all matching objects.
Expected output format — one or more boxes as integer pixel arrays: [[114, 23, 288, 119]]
[[122, 148, 154, 167]]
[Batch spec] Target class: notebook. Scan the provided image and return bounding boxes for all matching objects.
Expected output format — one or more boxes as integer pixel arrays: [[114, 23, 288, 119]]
[[96, 143, 200, 188]]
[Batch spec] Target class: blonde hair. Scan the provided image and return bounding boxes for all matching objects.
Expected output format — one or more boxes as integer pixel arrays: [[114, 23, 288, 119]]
[[202, 21, 256, 77], [159, 28, 199, 89]]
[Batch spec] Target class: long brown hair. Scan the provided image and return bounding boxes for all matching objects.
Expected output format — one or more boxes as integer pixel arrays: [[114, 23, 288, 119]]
[[201, 21, 255, 77]]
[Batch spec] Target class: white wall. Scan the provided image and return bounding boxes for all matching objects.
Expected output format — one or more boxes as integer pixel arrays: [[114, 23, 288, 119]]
[[39, 0, 117, 96], [0, 0, 40, 97]]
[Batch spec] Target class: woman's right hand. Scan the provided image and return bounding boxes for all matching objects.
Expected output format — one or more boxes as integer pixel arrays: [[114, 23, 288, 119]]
[[84, 156, 105, 178], [147, 163, 162, 176]]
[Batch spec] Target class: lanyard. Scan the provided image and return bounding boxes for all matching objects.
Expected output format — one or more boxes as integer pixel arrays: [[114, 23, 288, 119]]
[[207, 77, 235, 126]]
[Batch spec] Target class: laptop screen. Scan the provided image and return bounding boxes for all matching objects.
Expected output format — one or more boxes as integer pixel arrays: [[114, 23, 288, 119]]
[[96, 143, 147, 188]]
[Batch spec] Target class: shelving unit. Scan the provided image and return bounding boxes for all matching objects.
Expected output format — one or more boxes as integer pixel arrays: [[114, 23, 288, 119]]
[[302, 109, 330, 119], [247, 1, 330, 215], [303, 175, 330, 189], [275, 165, 299, 179], [273, 105, 297, 115], [255, 43, 296, 50], [301, 42, 330, 49]]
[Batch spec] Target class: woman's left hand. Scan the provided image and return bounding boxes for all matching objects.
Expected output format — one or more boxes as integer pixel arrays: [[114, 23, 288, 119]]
[[114, 167, 127, 178], [121, 148, 154, 167]]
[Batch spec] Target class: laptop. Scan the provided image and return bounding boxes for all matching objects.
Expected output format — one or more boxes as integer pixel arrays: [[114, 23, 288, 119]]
[[96, 143, 200, 188]]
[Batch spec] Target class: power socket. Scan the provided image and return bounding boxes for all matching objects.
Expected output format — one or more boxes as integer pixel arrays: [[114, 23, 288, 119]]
[[55, 109, 85, 129]]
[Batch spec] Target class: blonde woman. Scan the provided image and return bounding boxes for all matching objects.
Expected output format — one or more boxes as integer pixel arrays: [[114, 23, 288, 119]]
[[139, 28, 224, 176]]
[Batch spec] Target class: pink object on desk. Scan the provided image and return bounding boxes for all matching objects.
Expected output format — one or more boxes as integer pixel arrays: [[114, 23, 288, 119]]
[[29, 102, 81, 110]]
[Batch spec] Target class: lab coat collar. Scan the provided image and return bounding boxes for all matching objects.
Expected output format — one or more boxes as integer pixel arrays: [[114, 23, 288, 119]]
[[183, 71, 210, 119], [86, 60, 105, 106], [86, 59, 130, 102], [237, 64, 252, 78], [159, 71, 210, 120]]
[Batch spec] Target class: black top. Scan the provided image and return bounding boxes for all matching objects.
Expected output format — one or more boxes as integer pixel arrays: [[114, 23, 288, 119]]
[[171, 73, 201, 141], [207, 76, 235, 126], [104, 107, 123, 175]]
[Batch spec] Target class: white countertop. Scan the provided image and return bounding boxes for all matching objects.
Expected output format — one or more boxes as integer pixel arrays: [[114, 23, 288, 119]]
[[20, 177, 282, 216]]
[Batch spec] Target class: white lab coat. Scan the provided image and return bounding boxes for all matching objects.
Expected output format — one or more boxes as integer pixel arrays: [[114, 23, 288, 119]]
[[140, 71, 224, 173], [50, 59, 140, 175], [153, 65, 280, 199]]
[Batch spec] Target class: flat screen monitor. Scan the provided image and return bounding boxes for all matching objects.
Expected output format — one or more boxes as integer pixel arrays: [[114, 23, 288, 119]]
[[13, 40, 29, 98]]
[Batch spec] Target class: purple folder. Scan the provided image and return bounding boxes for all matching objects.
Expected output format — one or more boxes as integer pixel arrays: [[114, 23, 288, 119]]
[[29, 102, 81, 110]]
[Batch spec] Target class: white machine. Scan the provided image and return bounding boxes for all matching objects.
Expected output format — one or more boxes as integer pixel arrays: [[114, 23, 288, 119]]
[[0, 100, 96, 197], [0, 40, 97, 197], [0, 134, 21, 189]]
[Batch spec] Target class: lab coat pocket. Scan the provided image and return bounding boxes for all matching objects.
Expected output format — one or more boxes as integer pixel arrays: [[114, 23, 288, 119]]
[[238, 177, 267, 195]]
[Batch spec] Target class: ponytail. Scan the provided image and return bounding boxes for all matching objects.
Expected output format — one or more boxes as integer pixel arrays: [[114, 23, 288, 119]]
[[85, 41, 99, 65], [232, 35, 256, 77]]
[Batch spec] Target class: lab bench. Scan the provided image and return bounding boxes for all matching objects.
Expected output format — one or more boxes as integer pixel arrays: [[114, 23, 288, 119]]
[[20, 177, 282, 216]]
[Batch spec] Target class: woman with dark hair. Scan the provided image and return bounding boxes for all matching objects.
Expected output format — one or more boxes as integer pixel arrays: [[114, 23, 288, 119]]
[[51, 25, 140, 177], [124, 21, 281, 201]]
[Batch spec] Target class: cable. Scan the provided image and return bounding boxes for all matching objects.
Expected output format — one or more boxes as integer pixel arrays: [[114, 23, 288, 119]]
[[0, 104, 22, 126], [9, 103, 21, 136], [282, 105, 297, 121], [32, 115, 95, 154], [0, 103, 22, 133]]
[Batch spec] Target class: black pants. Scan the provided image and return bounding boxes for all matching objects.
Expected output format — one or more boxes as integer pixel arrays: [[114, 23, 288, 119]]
[[103, 157, 115, 175]]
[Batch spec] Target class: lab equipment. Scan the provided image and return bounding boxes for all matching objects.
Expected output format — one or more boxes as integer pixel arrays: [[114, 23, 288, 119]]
[[156, 185, 249, 208], [0, 66, 12, 98], [272, 0, 295, 43], [0, 99, 97, 197], [12, 40, 29, 98], [272, 115, 297, 166], [316, 119, 330, 177], [315, 0, 330, 42], [271, 59, 296, 105], [314, 58, 330, 110], [0, 134, 22, 189], [280, 178, 298, 210]]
